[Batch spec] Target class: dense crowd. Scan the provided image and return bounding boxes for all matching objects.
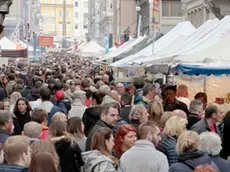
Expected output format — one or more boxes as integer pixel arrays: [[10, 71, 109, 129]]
[[0, 54, 229, 172]]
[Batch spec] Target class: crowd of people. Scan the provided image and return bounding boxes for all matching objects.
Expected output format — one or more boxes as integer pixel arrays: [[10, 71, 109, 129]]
[[0, 54, 229, 172]]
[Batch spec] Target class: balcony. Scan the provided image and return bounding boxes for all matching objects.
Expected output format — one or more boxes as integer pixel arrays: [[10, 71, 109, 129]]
[[98, 11, 113, 24]]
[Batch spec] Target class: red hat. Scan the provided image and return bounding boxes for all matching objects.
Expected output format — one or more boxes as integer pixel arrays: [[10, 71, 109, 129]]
[[56, 90, 65, 101]]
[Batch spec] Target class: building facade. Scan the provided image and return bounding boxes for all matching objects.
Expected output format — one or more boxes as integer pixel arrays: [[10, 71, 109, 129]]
[[182, 0, 230, 28], [88, 0, 114, 47], [3, 0, 42, 41], [113, 0, 137, 42], [73, 0, 88, 38], [137, 0, 183, 35], [40, 0, 74, 39]]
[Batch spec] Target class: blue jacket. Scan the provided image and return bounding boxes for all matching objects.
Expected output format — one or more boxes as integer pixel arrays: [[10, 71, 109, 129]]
[[157, 134, 178, 166], [0, 164, 28, 172], [210, 155, 230, 172], [169, 149, 219, 172], [0, 129, 10, 144], [56, 99, 71, 115]]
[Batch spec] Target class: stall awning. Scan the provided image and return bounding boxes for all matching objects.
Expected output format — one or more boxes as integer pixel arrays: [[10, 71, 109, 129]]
[[177, 64, 230, 76]]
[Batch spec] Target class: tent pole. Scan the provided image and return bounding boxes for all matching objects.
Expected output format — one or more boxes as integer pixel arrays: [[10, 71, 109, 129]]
[[203, 77, 207, 93]]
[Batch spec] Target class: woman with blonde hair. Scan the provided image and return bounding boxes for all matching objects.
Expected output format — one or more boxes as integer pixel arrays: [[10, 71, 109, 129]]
[[157, 116, 187, 166], [169, 131, 218, 172], [49, 121, 84, 172], [147, 99, 164, 125], [82, 128, 118, 172], [129, 104, 150, 131]]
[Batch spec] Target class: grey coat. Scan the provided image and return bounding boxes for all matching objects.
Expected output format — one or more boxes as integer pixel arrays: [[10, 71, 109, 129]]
[[82, 150, 117, 172], [118, 140, 169, 172], [191, 119, 221, 137]]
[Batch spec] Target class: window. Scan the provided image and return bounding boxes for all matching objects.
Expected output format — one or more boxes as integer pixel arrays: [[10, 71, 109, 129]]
[[75, 1, 78, 6], [43, 0, 48, 3], [75, 12, 78, 18], [162, 1, 182, 17], [83, 13, 88, 22], [59, 10, 63, 17], [67, 11, 70, 17], [58, 23, 63, 32], [84, 2, 88, 8], [50, 10, 55, 17], [83, 25, 87, 29], [75, 24, 78, 29], [67, 23, 71, 32], [50, 24, 55, 31]]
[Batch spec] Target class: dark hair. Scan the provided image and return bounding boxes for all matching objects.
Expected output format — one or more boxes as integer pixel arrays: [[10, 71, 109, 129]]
[[81, 79, 90, 88], [92, 92, 103, 105], [99, 102, 120, 118], [125, 84, 136, 93], [29, 152, 57, 172], [31, 108, 48, 124], [40, 87, 51, 101], [8, 74, 15, 81], [205, 104, 218, 118], [121, 92, 132, 105], [194, 92, 207, 102], [13, 98, 32, 120], [67, 117, 84, 138], [54, 81, 63, 91]]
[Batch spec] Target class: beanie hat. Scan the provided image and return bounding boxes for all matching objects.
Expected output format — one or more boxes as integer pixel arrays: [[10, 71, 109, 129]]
[[56, 90, 65, 101]]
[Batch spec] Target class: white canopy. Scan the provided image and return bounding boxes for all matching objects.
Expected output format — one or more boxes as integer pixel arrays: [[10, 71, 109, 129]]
[[133, 18, 220, 65], [110, 21, 196, 67], [78, 40, 105, 58], [100, 36, 144, 61], [0, 37, 17, 50]]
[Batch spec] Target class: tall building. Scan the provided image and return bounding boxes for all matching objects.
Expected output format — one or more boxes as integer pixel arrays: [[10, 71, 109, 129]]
[[40, 0, 74, 40], [73, 0, 88, 38], [88, 0, 100, 41], [182, 0, 230, 28], [2, 0, 42, 41], [88, 0, 113, 46], [137, 0, 183, 35], [113, 0, 137, 43]]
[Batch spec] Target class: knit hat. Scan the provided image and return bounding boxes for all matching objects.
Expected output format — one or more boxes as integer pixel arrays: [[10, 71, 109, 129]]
[[56, 90, 65, 101]]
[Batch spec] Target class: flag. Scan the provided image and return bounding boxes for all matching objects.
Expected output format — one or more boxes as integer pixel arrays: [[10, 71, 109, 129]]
[[152, 0, 160, 29], [74, 39, 79, 51], [104, 37, 109, 54]]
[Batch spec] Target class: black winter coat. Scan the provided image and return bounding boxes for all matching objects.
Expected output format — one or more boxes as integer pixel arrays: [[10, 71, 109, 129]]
[[169, 149, 218, 172], [54, 138, 84, 172], [82, 106, 100, 137], [187, 113, 200, 130], [220, 111, 230, 159]]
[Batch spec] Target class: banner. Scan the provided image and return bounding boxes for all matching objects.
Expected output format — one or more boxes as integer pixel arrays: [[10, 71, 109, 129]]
[[38, 36, 53, 48], [152, 0, 160, 29]]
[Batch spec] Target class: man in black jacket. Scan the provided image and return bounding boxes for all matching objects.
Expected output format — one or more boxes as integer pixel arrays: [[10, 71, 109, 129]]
[[187, 100, 203, 129], [85, 102, 119, 151], [0, 136, 31, 172]]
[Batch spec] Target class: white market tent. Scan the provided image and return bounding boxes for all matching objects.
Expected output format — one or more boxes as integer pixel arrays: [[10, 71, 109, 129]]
[[133, 18, 220, 65], [78, 40, 105, 58], [0, 37, 17, 50], [100, 36, 145, 61], [110, 21, 196, 67]]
